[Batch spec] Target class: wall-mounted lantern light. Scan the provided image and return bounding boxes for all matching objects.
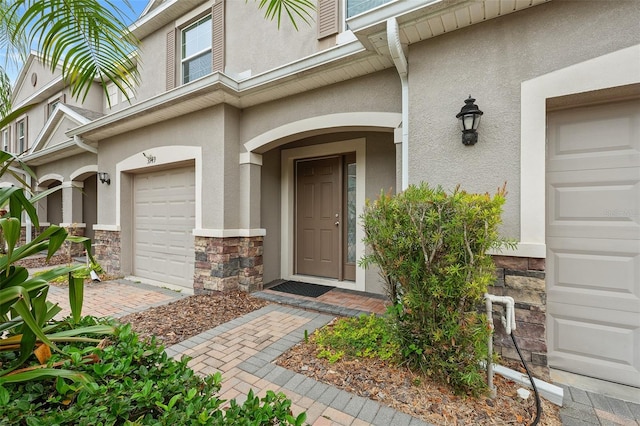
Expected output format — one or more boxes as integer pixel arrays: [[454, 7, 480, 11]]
[[97, 172, 111, 185], [456, 95, 483, 146]]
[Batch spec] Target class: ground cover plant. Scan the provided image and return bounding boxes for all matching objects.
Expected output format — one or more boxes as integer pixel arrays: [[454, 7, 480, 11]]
[[0, 317, 305, 425], [360, 183, 513, 396]]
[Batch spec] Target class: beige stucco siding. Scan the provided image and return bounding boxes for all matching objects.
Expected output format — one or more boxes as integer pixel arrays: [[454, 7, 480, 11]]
[[34, 152, 97, 182], [12, 60, 58, 105], [135, 22, 174, 103], [224, 1, 321, 79], [96, 105, 228, 229], [407, 0, 640, 240], [240, 69, 400, 145]]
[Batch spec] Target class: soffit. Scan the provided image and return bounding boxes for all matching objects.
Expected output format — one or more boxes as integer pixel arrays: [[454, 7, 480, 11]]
[[23, 140, 92, 166], [349, 0, 551, 55]]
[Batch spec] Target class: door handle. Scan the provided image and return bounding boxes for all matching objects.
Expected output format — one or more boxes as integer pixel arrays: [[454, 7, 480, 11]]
[[335, 221, 340, 226]]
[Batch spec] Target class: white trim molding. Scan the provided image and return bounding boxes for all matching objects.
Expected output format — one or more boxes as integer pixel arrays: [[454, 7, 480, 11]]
[[193, 228, 267, 238], [115, 145, 203, 229], [93, 224, 121, 232], [281, 138, 367, 292], [59, 223, 87, 229], [37, 173, 64, 186], [239, 152, 263, 165], [520, 44, 640, 257], [245, 112, 401, 154], [70, 164, 99, 181]]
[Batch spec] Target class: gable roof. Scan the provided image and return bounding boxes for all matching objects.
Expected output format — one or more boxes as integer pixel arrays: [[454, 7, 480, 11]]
[[11, 52, 65, 108], [23, 103, 101, 166]]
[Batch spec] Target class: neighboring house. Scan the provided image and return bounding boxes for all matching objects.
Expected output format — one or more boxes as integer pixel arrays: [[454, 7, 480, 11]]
[[2, 0, 638, 396]]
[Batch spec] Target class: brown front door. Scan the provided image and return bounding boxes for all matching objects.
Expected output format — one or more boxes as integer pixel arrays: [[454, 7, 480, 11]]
[[295, 157, 341, 278]]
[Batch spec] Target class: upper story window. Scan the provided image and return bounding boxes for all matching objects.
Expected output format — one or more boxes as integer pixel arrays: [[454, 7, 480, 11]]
[[318, 0, 394, 40], [47, 95, 65, 118], [181, 15, 212, 84], [346, 0, 392, 18], [16, 119, 26, 154]]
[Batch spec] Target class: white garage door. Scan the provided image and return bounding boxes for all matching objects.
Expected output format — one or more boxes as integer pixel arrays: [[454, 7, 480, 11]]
[[134, 167, 196, 289], [546, 99, 640, 387]]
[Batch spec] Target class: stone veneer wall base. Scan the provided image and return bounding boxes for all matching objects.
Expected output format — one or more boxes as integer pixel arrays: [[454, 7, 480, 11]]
[[194, 236, 263, 294], [489, 255, 548, 380], [94, 230, 121, 276]]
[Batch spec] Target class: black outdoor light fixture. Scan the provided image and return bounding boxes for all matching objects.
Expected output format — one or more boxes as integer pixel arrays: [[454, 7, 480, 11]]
[[456, 95, 484, 146], [97, 172, 111, 185]]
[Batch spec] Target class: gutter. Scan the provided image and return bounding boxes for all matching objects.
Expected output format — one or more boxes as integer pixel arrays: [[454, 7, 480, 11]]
[[387, 18, 409, 190]]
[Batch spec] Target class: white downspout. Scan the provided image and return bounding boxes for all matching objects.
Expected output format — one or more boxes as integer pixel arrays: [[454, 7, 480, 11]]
[[387, 18, 409, 190], [74, 135, 97, 154]]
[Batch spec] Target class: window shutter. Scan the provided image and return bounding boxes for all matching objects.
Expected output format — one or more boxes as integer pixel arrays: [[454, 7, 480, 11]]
[[212, 1, 225, 72], [317, 0, 339, 39], [166, 29, 176, 90]]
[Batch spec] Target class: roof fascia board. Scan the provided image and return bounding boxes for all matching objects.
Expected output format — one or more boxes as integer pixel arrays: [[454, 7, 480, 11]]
[[70, 39, 366, 138], [69, 72, 237, 137], [238, 39, 365, 91], [346, 0, 445, 33], [22, 139, 77, 165]]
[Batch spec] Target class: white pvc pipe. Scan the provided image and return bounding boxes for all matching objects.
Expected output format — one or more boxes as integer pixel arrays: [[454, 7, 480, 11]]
[[484, 293, 517, 398]]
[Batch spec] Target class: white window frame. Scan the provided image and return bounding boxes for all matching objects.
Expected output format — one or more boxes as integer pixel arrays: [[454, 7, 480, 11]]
[[47, 95, 64, 118], [16, 119, 25, 154], [181, 14, 212, 84]]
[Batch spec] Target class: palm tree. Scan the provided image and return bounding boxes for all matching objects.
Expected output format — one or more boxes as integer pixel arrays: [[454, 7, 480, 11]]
[[0, 0, 314, 127]]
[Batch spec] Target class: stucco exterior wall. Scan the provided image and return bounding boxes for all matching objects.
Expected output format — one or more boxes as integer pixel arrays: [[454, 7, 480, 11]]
[[96, 105, 227, 229], [240, 69, 400, 145], [135, 22, 174, 102], [224, 1, 320, 79], [407, 0, 640, 240], [34, 152, 97, 182], [12, 60, 58, 105]]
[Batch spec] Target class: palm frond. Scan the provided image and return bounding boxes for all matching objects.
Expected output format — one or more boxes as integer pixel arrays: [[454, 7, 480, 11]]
[[254, 0, 315, 30], [5, 0, 140, 104]]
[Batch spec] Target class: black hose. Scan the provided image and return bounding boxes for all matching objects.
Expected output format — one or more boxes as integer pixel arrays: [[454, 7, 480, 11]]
[[510, 332, 542, 426]]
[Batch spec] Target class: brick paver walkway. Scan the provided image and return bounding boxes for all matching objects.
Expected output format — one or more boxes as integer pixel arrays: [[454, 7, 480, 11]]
[[257, 287, 388, 317], [45, 278, 640, 425], [48, 279, 186, 319], [166, 305, 431, 426]]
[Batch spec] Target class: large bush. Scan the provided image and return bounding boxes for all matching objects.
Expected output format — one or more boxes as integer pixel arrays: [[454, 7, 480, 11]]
[[361, 183, 511, 395], [0, 317, 305, 425]]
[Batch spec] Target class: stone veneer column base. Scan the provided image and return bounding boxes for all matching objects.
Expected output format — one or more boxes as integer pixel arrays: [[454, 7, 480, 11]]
[[62, 225, 86, 258], [194, 236, 263, 294], [94, 230, 121, 276], [489, 255, 548, 380]]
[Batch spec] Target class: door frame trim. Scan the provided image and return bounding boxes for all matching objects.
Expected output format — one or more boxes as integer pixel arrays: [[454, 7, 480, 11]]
[[281, 138, 366, 291]]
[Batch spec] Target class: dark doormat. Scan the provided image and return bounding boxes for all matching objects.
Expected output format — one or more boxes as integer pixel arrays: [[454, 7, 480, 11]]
[[269, 281, 333, 298]]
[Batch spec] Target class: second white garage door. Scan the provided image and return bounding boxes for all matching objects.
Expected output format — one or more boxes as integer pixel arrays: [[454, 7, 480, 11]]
[[546, 99, 640, 388], [133, 167, 195, 289]]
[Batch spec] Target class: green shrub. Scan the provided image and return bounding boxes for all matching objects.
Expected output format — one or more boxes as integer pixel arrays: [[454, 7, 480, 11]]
[[360, 183, 512, 396], [0, 317, 306, 425], [314, 314, 398, 363]]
